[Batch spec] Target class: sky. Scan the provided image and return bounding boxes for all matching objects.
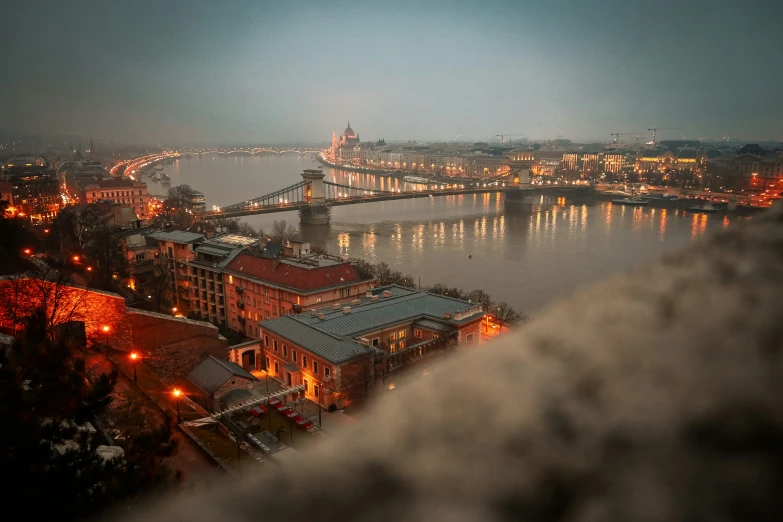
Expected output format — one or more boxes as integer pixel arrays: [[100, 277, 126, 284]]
[[1, 0, 781, 146]]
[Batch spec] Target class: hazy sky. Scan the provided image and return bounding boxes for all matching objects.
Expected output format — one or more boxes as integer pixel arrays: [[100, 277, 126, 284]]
[[1, 0, 781, 145]]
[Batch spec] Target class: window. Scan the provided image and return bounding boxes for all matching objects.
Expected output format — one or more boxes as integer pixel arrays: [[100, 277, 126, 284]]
[[229, 275, 233, 284], [265, 288, 270, 304], [390, 342, 397, 352], [372, 338, 379, 347], [466, 333, 474, 344], [398, 330, 405, 339], [433, 333, 439, 339], [264, 335, 269, 346], [231, 304, 235, 312], [315, 296, 322, 303], [274, 361, 279, 374], [135, 253, 145, 262], [273, 339, 278, 352], [304, 379, 309, 394], [302, 355, 307, 368], [265, 311, 270, 320], [313, 360, 318, 373], [314, 385, 319, 398], [389, 333, 396, 341], [324, 367, 330, 379], [293, 350, 297, 363], [414, 329, 422, 339], [399, 341, 406, 350], [283, 345, 287, 357]]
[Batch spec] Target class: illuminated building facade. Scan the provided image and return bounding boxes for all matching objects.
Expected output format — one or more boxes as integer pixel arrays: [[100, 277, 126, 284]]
[[222, 244, 375, 338], [7, 175, 62, 223], [330, 121, 362, 162], [188, 234, 262, 327], [81, 178, 152, 221]]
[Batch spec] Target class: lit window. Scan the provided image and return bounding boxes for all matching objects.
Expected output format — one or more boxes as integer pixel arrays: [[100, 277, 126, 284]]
[[414, 329, 422, 338], [398, 330, 405, 339]]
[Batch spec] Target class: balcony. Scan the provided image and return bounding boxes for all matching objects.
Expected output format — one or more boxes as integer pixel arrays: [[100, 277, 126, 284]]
[[236, 286, 244, 294], [237, 300, 245, 309]]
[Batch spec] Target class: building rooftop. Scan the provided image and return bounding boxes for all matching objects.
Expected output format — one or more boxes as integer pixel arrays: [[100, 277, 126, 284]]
[[259, 285, 482, 364], [148, 230, 205, 244], [187, 355, 257, 395], [295, 285, 483, 336], [224, 252, 366, 293], [210, 233, 259, 247]]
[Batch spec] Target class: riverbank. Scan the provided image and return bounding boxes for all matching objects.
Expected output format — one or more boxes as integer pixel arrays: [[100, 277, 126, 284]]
[[593, 190, 769, 215]]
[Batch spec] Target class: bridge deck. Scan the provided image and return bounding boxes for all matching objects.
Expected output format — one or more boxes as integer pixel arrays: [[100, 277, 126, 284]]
[[196, 185, 587, 220]]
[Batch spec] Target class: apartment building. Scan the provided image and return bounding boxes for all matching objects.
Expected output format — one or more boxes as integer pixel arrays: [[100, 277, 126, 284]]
[[259, 285, 484, 408]]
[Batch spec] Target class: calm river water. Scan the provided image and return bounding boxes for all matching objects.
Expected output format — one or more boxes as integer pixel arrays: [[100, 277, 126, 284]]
[[155, 153, 742, 315]]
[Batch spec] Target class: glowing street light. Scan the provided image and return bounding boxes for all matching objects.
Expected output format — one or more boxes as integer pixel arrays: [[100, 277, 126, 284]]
[[23, 248, 31, 255], [130, 351, 139, 381], [72, 255, 80, 262], [173, 388, 182, 423]]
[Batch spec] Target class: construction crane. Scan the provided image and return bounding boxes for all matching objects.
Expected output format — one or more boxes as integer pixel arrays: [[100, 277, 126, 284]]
[[610, 132, 642, 145], [647, 127, 678, 146], [496, 133, 524, 144]]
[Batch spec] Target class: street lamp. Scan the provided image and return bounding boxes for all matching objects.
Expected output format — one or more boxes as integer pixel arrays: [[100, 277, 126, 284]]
[[172, 307, 178, 315], [130, 351, 139, 382], [102, 325, 110, 345], [173, 388, 182, 423]]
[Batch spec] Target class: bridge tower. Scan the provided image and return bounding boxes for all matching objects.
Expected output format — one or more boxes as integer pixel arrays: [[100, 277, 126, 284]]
[[300, 169, 330, 225]]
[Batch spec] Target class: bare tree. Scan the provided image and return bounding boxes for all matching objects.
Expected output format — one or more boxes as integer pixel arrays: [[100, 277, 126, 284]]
[[56, 207, 99, 255], [374, 262, 391, 285], [149, 256, 172, 312], [271, 220, 298, 240], [467, 289, 494, 312], [85, 224, 126, 291], [0, 265, 90, 339], [237, 221, 256, 237], [494, 301, 525, 333]]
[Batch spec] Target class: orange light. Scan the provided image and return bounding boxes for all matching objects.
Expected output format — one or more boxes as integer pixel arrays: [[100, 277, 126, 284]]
[[72, 255, 80, 262], [102, 325, 110, 333], [172, 307, 178, 313], [23, 248, 31, 255], [173, 388, 181, 397], [130, 352, 139, 361], [43, 229, 50, 233], [86, 266, 92, 271]]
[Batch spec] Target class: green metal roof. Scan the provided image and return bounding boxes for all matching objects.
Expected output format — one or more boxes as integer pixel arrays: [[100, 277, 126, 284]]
[[259, 285, 481, 364], [260, 316, 372, 364]]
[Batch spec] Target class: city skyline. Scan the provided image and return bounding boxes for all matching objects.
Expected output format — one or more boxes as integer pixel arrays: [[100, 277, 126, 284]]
[[1, 0, 782, 146]]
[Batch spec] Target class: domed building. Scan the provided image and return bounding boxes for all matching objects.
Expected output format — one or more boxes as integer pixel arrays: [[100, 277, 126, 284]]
[[330, 121, 362, 162]]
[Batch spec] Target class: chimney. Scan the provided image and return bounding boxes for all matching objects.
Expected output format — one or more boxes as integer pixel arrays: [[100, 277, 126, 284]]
[[332, 303, 341, 310], [365, 290, 373, 298], [351, 299, 361, 305], [318, 313, 325, 320], [383, 290, 392, 298], [310, 309, 317, 316], [443, 312, 452, 319], [371, 295, 379, 301], [343, 306, 351, 314]]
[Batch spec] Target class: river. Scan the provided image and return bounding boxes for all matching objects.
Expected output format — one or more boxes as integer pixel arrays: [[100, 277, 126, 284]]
[[154, 153, 744, 316]]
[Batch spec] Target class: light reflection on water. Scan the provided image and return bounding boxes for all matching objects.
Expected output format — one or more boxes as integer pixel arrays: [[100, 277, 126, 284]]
[[158, 154, 747, 313]]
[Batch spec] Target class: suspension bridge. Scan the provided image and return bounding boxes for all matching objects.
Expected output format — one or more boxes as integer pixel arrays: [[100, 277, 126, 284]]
[[195, 167, 588, 224]]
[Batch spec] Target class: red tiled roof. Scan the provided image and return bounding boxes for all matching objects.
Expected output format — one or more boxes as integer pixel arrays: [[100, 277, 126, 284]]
[[225, 254, 365, 292]]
